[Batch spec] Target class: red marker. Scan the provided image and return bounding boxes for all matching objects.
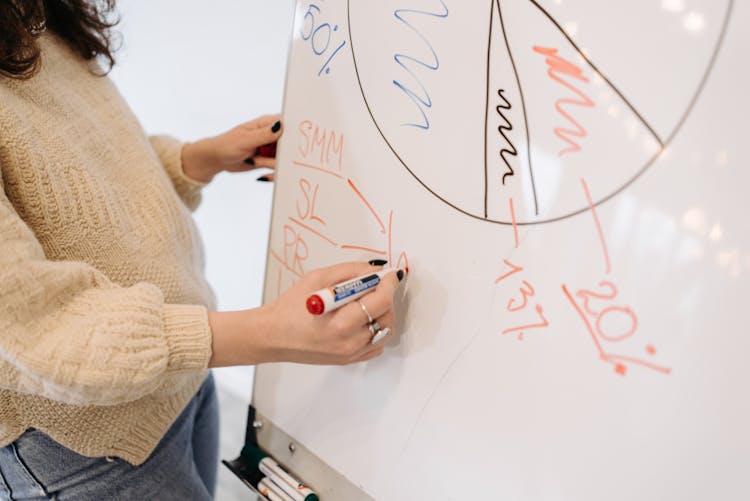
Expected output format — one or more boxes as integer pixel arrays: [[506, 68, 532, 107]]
[[256, 142, 277, 158], [306, 268, 404, 315]]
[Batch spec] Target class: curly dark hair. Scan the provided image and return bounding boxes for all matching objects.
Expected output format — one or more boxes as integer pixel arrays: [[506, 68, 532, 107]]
[[0, 0, 119, 79]]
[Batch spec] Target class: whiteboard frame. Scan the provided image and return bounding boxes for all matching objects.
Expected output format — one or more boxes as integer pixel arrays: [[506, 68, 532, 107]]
[[253, 411, 374, 501]]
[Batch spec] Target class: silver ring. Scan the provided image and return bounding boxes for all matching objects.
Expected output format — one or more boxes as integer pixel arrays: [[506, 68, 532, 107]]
[[371, 327, 391, 345], [368, 321, 382, 336], [358, 300, 374, 324]]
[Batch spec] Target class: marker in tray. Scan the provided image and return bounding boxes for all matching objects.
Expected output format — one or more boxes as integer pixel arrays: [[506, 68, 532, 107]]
[[242, 444, 319, 501]]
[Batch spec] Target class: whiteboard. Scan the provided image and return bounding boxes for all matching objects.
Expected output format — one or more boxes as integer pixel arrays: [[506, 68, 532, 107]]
[[254, 0, 749, 499]]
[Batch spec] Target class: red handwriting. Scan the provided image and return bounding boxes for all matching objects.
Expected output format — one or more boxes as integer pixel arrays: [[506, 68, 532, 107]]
[[580, 178, 611, 274], [495, 259, 522, 284], [501, 304, 549, 336], [270, 249, 302, 279], [292, 160, 343, 179], [274, 224, 308, 277], [576, 282, 637, 342], [298, 120, 345, 170], [387, 210, 409, 271], [296, 179, 327, 226], [495, 258, 549, 340], [340, 245, 388, 255], [509, 197, 519, 249], [271, 119, 408, 297], [561, 178, 670, 376], [348, 179, 386, 234], [562, 284, 670, 375], [533, 46, 594, 156], [289, 216, 338, 247], [507, 280, 535, 312]]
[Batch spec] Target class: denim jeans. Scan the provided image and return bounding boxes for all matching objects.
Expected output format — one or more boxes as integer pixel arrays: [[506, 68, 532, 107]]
[[0, 373, 219, 500]]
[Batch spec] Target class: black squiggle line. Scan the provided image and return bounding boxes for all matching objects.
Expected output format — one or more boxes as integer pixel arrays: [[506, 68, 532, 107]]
[[497, 0, 539, 215], [348, 0, 733, 225], [496, 89, 518, 185]]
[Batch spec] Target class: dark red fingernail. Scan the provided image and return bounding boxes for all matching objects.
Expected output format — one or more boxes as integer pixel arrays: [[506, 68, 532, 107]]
[[271, 121, 281, 133], [368, 259, 388, 266], [397, 270, 405, 282], [244, 157, 255, 166], [257, 176, 271, 182]]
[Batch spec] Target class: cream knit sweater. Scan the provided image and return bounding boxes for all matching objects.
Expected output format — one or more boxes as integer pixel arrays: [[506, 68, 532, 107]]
[[0, 34, 217, 465]]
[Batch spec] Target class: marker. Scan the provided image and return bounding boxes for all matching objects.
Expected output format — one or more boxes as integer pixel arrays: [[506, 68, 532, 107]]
[[242, 445, 319, 501], [258, 457, 316, 501], [258, 477, 295, 501], [256, 141, 277, 158], [306, 268, 400, 315]]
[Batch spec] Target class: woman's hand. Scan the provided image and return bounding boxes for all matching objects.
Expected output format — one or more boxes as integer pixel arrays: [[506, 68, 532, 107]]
[[181, 114, 283, 184], [207, 262, 406, 367]]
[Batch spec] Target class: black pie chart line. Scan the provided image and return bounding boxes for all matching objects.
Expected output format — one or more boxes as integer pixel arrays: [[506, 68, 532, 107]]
[[346, 0, 733, 226]]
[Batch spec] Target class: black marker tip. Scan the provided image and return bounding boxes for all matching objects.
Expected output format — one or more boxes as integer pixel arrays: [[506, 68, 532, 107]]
[[368, 259, 388, 266], [397, 269, 405, 282], [256, 176, 271, 182], [271, 121, 281, 133]]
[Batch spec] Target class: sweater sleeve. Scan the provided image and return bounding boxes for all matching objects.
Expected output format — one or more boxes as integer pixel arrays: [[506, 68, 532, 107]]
[[148, 135, 206, 211], [0, 189, 213, 407]]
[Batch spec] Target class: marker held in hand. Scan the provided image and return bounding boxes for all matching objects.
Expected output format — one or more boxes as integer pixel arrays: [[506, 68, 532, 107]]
[[306, 267, 404, 315]]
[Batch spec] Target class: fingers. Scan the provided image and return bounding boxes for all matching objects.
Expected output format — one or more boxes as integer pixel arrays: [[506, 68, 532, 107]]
[[352, 343, 385, 363], [251, 119, 283, 152], [337, 269, 403, 326], [279, 262, 405, 366], [253, 156, 276, 169], [332, 269, 402, 362], [239, 114, 281, 131], [374, 310, 396, 336], [345, 323, 388, 362], [236, 115, 283, 167]]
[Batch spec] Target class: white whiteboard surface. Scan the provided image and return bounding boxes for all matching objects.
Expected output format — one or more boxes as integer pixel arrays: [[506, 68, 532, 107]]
[[255, 1, 749, 500]]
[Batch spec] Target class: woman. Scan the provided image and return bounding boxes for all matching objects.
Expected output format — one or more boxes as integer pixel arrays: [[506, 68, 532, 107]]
[[0, 1, 403, 499]]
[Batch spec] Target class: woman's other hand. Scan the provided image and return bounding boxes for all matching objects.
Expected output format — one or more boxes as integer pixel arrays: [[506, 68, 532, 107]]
[[181, 114, 282, 183], [207, 262, 406, 367]]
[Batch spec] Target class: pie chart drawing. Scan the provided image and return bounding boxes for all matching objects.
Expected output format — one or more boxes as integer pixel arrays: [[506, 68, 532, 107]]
[[348, 0, 733, 225]]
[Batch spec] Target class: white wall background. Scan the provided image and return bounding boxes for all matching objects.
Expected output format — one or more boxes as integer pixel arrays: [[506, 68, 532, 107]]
[[109, 1, 294, 498]]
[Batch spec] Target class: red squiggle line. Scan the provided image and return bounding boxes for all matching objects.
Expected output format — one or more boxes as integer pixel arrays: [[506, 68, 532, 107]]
[[347, 178, 386, 233], [533, 46, 594, 156]]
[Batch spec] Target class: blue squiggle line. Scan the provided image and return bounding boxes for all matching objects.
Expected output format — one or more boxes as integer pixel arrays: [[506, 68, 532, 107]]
[[393, 1, 449, 129]]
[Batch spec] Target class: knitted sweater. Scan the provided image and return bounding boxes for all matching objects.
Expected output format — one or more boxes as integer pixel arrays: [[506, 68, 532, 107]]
[[0, 33, 216, 465]]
